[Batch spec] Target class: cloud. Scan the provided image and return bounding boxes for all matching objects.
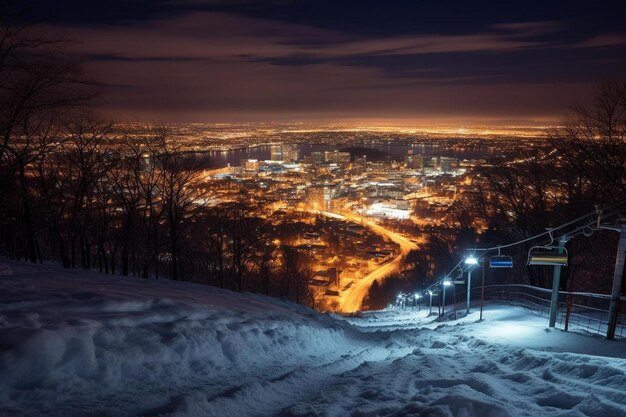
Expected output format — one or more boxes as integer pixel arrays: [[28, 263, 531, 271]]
[[574, 34, 626, 48], [40, 11, 625, 122], [490, 20, 563, 37], [49, 11, 548, 64]]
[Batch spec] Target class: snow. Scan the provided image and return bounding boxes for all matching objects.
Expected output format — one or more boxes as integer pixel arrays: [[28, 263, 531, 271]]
[[1, 260, 626, 417]]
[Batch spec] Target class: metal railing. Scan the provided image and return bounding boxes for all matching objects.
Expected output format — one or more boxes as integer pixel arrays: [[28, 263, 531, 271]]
[[445, 284, 626, 339]]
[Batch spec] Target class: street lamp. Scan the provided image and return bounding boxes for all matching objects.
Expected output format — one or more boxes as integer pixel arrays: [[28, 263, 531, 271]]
[[442, 279, 452, 316], [428, 290, 433, 315], [464, 255, 479, 315]]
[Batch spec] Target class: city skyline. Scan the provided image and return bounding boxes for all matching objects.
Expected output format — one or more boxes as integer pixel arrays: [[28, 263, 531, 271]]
[[2, 4, 626, 416], [23, 0, 626, 125]]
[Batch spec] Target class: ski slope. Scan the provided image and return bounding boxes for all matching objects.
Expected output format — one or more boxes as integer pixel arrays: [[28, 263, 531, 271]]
[[1, 260, 625, 417]]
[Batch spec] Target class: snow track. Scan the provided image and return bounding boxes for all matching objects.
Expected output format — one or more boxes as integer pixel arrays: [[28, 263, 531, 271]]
[[1, 261, 625, 417]]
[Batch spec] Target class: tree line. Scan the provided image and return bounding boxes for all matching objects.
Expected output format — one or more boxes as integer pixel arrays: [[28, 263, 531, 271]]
[[398, 82, 626, 296], [0, 14, 314, 307]]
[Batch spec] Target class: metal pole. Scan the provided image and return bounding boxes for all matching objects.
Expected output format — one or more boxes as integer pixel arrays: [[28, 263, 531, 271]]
[[429, 293, 433, 315], [437, 292, 441, 316], [548, 239, 567, 328], [453, 283, 457, 319], [480, 257, 486, 321], [607, 227, 626, 340], [466, 268, 472, 315], [442, 285, 446, 317]]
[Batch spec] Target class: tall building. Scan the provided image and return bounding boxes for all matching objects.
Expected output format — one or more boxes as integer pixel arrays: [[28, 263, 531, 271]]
[[307, 186, 326, 210], [242, 159, 259, 172], [310, 151, 324, 164], [324, 150, 351, 165], [282, 144, 298, 163], [425, 157, 437, 168], [440, 157, 457, 173], [352, 155, 367, 173], [270, 145, 283, 161], [336, 151, 351, 165], [405, 153, 424, 170]]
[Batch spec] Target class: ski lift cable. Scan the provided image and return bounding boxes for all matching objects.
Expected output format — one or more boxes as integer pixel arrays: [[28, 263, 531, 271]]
[[421, 198, 626, 293], [472, 198, 626, 253]]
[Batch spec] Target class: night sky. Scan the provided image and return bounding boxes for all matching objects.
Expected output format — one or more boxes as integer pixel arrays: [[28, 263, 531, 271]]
[[26, 0, 626, 124]]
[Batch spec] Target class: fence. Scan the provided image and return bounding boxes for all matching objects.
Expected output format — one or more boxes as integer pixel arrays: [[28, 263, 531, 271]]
[[456, 284, 626, 339]]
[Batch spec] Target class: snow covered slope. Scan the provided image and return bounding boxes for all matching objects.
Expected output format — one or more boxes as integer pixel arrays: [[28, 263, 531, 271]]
[[1, 260, 626, 417]]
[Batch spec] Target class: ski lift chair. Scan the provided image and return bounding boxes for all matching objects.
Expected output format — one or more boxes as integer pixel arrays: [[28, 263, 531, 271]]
[[527, 246, 568, 266], [490, 248, 513, 268]]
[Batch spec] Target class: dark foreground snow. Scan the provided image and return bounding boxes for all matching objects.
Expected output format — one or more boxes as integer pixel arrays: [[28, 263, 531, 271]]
[[1, 261, 625, 417]]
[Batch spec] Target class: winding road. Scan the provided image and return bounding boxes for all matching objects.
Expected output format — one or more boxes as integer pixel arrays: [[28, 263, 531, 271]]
[[316, 210, 419, 312]]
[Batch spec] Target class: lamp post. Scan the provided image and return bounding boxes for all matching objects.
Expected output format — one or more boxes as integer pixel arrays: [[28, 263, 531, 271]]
[[428, 290, 433, 315], [438, 290, 441, 316], [480, 256, 486, 321], [464, 256, 478, 315], [414, 293, 421, 311], [442, 279, 452, 317]]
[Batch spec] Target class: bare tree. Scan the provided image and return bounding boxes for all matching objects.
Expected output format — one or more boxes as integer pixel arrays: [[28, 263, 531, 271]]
[[155, 135, 204, 280], [548, 81, 626, 203], [280, 245, 315, 307], [472, 81, 626, 289], [0, 7, 96, 262]]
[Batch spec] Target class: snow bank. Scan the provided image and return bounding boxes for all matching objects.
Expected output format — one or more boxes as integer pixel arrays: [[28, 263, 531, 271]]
[[0, 261, 364, 417], [1, 260, 626, 417]]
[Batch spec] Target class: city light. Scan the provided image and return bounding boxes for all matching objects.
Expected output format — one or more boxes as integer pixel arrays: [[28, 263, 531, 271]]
[[2, 3, 625, 416]]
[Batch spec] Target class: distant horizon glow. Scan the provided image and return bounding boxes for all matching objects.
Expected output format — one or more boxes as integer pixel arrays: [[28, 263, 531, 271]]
[[28, 1, 624, 125], [112, 119, 557, 139]]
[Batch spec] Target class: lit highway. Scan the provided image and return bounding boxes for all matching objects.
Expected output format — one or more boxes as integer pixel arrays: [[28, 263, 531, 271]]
[[316, 210, 419, 312]]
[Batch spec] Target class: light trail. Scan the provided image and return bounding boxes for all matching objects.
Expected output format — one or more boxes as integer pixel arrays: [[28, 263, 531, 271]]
[[315, 210, 419, 313]]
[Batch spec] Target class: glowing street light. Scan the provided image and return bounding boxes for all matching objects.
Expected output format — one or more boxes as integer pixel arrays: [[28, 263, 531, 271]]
[[464, 255, 479, 315], [413, 293, 421, 310], [396, 294, 405, 309]]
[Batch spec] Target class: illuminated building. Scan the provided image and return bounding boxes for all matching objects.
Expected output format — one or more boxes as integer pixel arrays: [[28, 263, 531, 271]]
[[310, 152, 324, 164], [440, 157, 457, 173], [270, 145, 283, 161], [352, 155, 367, 173], [307, 186, 326, 210], [324, 150, 351, 165], [405, 153, 424, 170], [271, 144, 298, 163], [282, 144, 299, 163], [242, 159, 259, 172]]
